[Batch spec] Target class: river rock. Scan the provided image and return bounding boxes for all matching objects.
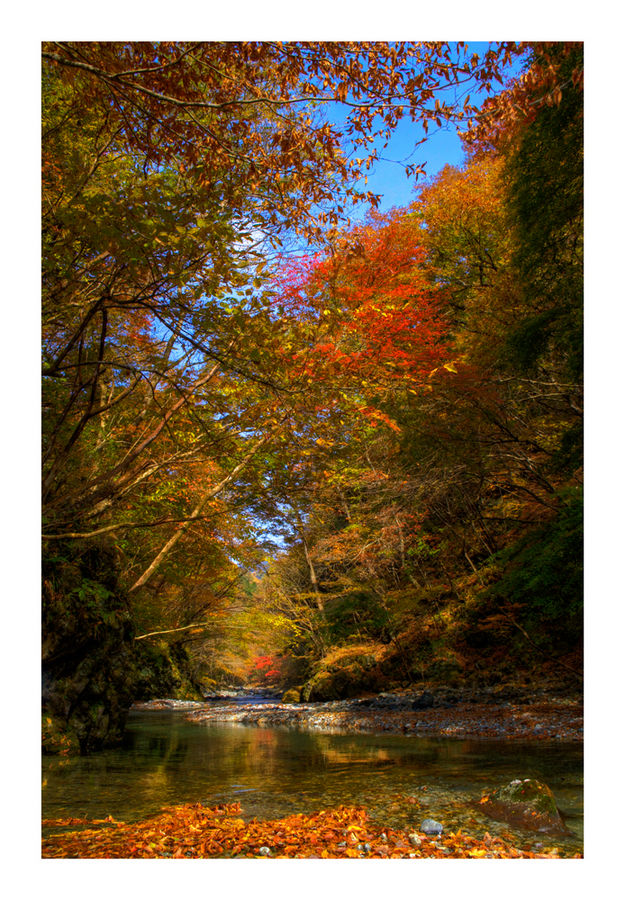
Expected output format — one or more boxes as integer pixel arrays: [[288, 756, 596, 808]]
[[412, 691, 435, 709], [478, 778, 567, 834], [420, 818, 443, 835], [282, 689, 301, 703]]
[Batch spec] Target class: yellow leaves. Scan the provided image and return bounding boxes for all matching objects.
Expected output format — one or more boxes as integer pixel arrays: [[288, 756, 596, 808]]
[[468, 848, 487, 858], [429, 360, 460, 379]]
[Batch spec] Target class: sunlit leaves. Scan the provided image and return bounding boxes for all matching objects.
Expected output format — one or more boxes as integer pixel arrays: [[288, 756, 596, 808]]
[[42, 801, 573, 859]]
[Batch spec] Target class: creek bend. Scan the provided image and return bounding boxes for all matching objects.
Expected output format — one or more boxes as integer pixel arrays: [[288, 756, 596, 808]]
[[42, 703, 583, 856]]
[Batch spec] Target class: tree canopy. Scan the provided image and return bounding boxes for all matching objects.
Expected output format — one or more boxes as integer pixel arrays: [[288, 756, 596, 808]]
[[41, 41, 583, 751]]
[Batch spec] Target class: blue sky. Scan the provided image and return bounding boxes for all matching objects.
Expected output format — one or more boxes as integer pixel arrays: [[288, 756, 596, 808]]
[[345, 42, 529, 214], [359, 119, 466, 212]]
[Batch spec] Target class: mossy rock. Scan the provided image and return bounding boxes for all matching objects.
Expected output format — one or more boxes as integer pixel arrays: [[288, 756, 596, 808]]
[[42, 544, 139, 754], [281, 689, 301, 703], [478, 779, 568, 834], [302, 648, 382, 701]]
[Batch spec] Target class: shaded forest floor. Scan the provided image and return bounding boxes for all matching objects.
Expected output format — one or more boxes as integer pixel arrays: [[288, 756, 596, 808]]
[[42, 800, 578, 859]]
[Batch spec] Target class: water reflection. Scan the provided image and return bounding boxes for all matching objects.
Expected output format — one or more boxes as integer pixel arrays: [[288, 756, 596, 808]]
[[42, 710, 583, 855]]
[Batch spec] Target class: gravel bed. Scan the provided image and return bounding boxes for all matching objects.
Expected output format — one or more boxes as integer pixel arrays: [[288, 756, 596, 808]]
[[133, 687, 582, 742]]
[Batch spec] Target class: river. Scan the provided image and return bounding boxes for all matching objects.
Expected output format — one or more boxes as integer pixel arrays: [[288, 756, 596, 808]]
[[42, 707, 583, 856]]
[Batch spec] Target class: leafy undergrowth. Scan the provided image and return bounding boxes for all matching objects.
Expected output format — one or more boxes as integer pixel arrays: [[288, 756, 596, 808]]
[[42, 802, 578, 859]]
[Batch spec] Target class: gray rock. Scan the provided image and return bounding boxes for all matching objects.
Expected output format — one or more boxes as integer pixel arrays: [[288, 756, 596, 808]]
[[420, 818, 443, 835], [258, 846, 271, 856], [412, 691, 435, 709]]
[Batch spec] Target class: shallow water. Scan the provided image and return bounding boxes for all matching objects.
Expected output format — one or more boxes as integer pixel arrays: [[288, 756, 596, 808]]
[[42, 708, 583, 855]]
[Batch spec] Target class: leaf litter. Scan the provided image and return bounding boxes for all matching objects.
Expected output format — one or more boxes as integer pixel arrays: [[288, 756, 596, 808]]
[[42, 801, 579, 859]]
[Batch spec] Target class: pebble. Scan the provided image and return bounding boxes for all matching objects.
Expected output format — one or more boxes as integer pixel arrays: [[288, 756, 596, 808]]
[[258, 846, 271, 856], [409, 833, 422, 847], [420, 818, 444, 835], [180, 689, 583, 742]]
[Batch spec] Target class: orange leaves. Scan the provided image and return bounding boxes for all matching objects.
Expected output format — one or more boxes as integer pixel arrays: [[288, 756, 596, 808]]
[[270, 211, 448, 435], [463, 42, 582, 149], [42, 801, 573, 859]]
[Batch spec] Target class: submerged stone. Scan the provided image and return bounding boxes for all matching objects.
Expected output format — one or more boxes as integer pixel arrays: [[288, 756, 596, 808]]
[[420, 818, 443, 835], [478, 778, 568, 834]]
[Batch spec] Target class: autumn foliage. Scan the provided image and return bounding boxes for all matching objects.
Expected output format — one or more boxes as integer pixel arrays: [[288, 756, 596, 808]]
[[251, 655, 282, 680], [41, 41, 582, 760], [42, 802, 575, 859]]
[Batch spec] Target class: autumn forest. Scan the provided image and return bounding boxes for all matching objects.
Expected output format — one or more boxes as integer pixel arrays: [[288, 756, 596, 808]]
[[41, 41, 583, 860]]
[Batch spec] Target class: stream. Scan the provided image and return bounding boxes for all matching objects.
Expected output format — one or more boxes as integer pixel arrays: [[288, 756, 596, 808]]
[[42, 706, 583, 856]]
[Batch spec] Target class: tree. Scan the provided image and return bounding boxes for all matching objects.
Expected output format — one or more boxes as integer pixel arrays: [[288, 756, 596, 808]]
[[42, 41, 525, 582], [248, 44, 584, 688], [46, 41, 570, 749]]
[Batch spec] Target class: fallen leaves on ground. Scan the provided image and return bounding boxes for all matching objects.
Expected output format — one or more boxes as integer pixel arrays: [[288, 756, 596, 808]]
[[42, 802, 578, 859]]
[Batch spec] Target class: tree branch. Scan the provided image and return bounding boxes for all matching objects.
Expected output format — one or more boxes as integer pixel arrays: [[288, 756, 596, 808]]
[[42, 512, 218, 541], [134, 621, 216, 641], [128, 427, 277, 593]]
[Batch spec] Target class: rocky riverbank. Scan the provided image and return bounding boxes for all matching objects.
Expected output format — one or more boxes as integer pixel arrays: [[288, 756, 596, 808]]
[[133, 685, 583, 741]]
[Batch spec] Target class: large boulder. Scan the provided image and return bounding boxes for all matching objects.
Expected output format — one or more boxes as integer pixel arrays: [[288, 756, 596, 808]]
[[42, 542, 205, 754], [42, 544, 138, 754], [478, 778, 568, 834], [301, 645, 382, 702]]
